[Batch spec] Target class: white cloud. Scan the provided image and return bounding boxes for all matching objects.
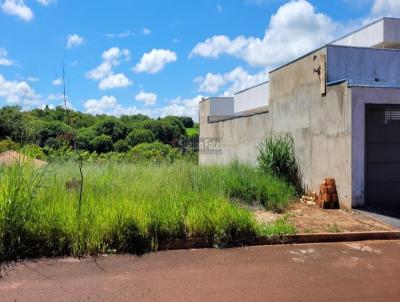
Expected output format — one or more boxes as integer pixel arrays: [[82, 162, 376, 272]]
[[135, 90, 157, 106], [106, 30, 131, 38], [0, 73, 41, 108], [0, 48, 15, 66], [67, 34, 85, 49], [86, 47, 132, 90], [160, 95, 203, 121], [27, 76, 39, 82], [190, 0, 335, 68], [371, 0, 400, 17], [99, 73, 132, 90], [133, 49, 177, 74], [36, 0, 55, 5], [195, 67, 268, 95], [142, 28, 151, 35], [1, 0, 33, 22], [83, 94, 203, 121], [52, 78, 62, 86]]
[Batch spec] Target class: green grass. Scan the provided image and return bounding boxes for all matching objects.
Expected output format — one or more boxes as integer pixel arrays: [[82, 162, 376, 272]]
[[0, 161, 296, 261], [186, 127, 199, 137]]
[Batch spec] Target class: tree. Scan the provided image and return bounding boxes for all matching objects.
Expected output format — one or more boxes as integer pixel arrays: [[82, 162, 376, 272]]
[[179, 116, 194, 128], [94, 117, 128, 142], [127, 128, 155, 147], [76, 127, 96, 151], [91, 134, 113, 153], [113, 139, 130, 152], [0, 106, 28, 142]]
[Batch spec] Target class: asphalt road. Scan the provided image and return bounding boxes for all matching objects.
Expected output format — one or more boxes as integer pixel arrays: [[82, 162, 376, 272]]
[[1, 240, 400, 302]]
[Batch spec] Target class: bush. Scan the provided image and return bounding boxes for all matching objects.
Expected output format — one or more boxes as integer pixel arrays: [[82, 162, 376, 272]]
[[127, 129, 155, 147], [0, 138, 18, 153], [91, 134, 113, 153], [113, 139, 130, 153], [258, 134, 300, 190], [128, 141, 180, 163]]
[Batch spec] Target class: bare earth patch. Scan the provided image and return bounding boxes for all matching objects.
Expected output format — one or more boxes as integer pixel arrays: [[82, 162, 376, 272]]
[[253, 202, 397, 233]]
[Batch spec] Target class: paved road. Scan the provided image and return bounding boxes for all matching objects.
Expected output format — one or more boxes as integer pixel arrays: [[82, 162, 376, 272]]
[[1, 240, 400, 302]]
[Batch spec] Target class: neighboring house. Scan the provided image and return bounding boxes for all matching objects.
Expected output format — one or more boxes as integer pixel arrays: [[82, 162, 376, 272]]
[[0, 150, 47, 168], [199, 17, 400, 211]]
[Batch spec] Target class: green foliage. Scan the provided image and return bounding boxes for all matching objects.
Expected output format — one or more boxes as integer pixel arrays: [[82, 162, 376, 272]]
[[0, 161, 294, 260], [76, 127, 96, 151], [94, 117, 128, 142], [113, 139, 130, 153], [128, 141, 180, 163], [91, 134, 113, 153], [179, 116, 194, 128], [186, 127, 199, 138], [258, 134, 300, 190], [127, 128, 155, 147], [0, 106, 28, 142], [189, 162, 296, 212], [0, 138, 18, 153]]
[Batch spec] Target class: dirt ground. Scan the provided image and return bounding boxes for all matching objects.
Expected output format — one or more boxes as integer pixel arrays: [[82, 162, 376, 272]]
[[254, 202, 397, 233]]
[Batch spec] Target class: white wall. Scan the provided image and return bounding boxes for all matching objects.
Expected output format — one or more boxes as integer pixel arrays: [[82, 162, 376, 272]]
[[332, 18, 400, 49], [234, 81, 269, 113]]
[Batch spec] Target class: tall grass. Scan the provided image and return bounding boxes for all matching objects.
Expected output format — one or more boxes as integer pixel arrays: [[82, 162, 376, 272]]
[[0, 161, 296, 261]]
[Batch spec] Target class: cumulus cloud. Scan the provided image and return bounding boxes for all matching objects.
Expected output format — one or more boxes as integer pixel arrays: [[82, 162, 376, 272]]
[[195, 67, 268, 95], [0, 48, 15, 66], [27, 76, 39, 82], [83, 94, 203, 121], [1, 0, 33, 22], [99, 73, 132, 90], [371, 0, 400, 17], [133, 49, 177, 74], [0, 73, 41, 108], [52, 78, 62, 86], [190, 0, 335, 68], [67, 34, 85, 49], [86, 47, 132, 90], [135, 90, 157, 106]]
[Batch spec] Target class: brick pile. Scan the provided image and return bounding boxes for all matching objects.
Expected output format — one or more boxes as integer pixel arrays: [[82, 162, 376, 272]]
[[317, 178, 339, 209]]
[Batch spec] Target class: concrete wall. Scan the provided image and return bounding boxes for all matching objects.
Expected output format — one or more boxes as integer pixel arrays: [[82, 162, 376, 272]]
[[351, 86, 400, 207], [327, 45, 400, 87], [234, 82, 269, 113], [200, 47, 353, 209], [270, 47, 352, 209], [199, 99, 271, 166]]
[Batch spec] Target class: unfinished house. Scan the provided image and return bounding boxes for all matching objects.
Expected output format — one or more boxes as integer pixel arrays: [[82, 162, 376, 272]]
[[199, 17, 400, 211]]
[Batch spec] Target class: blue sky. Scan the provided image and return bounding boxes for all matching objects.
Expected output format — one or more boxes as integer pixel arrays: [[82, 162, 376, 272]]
[[0, 0, 399, 120]]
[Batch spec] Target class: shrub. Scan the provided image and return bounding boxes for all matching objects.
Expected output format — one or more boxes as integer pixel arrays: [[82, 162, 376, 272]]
[[258, 134, 300, 190], [128, 141, 180, 163], [91, 134, 113, 153], [0, 138, 18, 153], [113, 139, 130, 153], [127, 129, 155, 147]]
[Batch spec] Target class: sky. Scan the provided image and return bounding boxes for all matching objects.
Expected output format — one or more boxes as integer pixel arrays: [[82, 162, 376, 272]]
[[0, 0, 399, 121]]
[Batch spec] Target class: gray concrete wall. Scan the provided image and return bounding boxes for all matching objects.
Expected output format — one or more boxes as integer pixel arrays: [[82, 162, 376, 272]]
[[327, 45, 400, 87], [200, 47, 353, 209], [208, 97, 234, 116], [351, 86, 400, 207], [199, 98, 271, 166], [269, 47, 352, 209]]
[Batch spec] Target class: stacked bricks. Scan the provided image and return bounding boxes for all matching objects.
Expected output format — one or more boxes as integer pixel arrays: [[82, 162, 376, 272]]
[[317, 178, 339, 209]]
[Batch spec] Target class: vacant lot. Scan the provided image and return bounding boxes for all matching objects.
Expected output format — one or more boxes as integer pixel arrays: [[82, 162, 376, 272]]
[[0, 161, 296, 260]]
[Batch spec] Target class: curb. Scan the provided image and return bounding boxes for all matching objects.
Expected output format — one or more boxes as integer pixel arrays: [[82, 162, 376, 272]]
[[158, 231, 400, 251]]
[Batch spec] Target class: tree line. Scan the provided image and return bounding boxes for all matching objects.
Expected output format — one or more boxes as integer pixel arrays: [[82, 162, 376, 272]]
[[0, 105, 197, 156]]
